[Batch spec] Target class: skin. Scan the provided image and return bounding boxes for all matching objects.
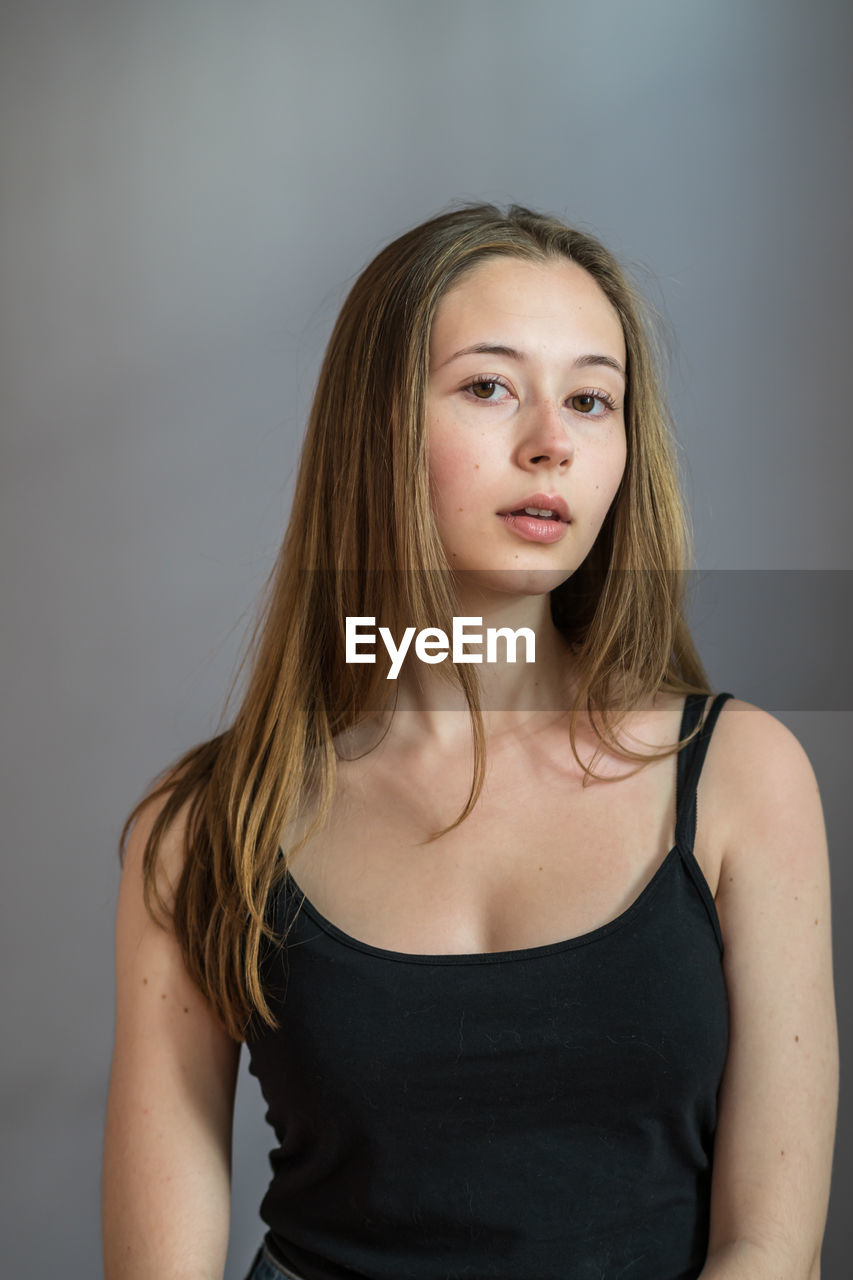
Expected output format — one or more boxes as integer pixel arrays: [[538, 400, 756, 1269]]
[[383, 254, 629, 743], [426, 253, 628, 596]]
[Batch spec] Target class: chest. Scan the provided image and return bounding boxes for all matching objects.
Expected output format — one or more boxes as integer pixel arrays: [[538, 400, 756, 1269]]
[[282, 712, 726, 957]]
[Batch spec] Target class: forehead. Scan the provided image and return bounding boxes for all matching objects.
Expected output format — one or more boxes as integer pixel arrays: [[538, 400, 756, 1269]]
[[429, 255, 626, 366]]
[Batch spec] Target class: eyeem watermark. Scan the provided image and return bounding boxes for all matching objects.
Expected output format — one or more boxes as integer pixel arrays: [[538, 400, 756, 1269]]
[[346, 616, 536, 680]]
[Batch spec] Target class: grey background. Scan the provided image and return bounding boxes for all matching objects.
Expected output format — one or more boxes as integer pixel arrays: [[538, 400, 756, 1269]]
[[1, 0, 850, 1274]]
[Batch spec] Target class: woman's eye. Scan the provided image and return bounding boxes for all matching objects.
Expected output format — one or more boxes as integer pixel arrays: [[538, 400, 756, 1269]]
[[465, 378, 511, 401], [571, 392, 615, 416]]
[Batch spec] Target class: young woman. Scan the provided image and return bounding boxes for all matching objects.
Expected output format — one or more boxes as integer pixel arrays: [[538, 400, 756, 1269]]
[[102, 205, 838, 1280]]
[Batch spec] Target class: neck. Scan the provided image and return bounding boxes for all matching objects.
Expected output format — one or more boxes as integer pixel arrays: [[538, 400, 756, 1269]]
[[364, 587, 582, 750]]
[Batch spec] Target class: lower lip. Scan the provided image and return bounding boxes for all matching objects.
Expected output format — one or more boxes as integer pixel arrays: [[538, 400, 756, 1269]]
[[498, 513, 570, 544]]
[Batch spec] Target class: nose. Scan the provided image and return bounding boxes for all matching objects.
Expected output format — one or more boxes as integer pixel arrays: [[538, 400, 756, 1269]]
[[517, 398, 574, 470]]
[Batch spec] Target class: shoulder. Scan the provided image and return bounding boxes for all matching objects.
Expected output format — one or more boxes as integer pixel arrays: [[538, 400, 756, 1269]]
[[112, 781, 241, 1092], [116, 784, 203, 996], [707, 696, 825, 876], [120, 780, 194, 922], [711, 693, 813, 768], [705, 698, 830, 956]]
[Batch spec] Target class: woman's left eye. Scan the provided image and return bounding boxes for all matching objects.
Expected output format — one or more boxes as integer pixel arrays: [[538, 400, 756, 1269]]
[[571, 390, 617, 417]]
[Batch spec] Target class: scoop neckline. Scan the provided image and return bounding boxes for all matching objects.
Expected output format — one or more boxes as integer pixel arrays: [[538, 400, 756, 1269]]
[[282, 842, 684, 966]]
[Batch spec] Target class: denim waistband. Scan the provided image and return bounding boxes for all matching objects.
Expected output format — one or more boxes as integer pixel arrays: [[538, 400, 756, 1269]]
[[245, 1241, 307, 1280]]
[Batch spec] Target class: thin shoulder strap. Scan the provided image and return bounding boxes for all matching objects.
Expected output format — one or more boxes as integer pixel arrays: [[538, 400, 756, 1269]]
[[675, 692, 735, 851]]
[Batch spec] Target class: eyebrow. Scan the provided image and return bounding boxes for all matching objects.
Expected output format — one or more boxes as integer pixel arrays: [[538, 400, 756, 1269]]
[[436, 342, 626, 381]]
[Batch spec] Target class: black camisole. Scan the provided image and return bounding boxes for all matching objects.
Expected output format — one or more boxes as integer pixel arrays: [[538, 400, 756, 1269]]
[[245, 691, 733, 1280]]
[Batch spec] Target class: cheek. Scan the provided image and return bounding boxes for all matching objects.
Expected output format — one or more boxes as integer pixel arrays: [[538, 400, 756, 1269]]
[[428, 446, 464, 495], [579, 434, 627, 526], [596, 430, 628, 498], [608, 435, 628, 495], [427, 427, 480, 509]]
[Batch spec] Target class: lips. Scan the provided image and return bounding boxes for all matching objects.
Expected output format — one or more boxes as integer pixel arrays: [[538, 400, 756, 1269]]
[[497, 492, 571, 523]]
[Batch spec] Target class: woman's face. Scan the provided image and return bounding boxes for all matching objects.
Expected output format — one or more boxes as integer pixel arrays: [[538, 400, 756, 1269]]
[[426, 254, 628, 598]]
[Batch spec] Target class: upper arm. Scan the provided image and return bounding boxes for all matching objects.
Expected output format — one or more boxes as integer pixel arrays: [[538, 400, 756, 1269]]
[[102, 791, 242, 1280], [707, 700, 839, 1275]]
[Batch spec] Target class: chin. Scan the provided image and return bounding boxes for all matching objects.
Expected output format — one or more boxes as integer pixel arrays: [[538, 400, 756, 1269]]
[[452, 564, 575, 599]]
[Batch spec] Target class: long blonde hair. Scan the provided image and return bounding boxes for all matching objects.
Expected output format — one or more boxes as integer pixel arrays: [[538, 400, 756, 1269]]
[[119, 203, 711, 1039]]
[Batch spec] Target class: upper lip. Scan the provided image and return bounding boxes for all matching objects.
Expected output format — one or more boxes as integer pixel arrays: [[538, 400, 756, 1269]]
[[497, 492, 571, 522]]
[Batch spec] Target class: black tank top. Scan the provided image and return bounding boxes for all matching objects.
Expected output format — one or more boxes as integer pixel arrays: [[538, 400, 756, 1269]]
[[245, 692, 733, 1280]]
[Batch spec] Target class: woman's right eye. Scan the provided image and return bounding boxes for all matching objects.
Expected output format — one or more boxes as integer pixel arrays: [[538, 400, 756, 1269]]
[[462, 377, 512, 402]]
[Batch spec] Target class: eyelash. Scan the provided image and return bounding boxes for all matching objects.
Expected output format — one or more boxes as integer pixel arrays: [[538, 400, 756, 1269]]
[[460, 374, 619, 415]]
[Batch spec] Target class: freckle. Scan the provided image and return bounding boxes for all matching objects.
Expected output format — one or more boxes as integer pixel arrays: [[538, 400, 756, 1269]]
[[814, 918, 819, 925], [781, 1149, 785, 1156], [142, 977, 148, 984], [474, 464, 480, 470], [161, 993, 166, 1000], [538, 865, 543, 871], [457, 507, 464, 512], [728, 875, 734, 882], [795, 1035, 799, 1042]]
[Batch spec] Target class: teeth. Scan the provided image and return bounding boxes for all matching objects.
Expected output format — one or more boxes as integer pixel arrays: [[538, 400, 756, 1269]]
[[524, 506, 556, 518]]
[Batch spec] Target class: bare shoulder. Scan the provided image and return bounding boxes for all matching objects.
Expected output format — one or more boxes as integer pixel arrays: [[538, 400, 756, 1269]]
[[111, 786, 241, 1114], [120, 784, 189, 917], [707, 696, 834, 1013], [707, 696, 826, 883], [116, 784, 239, 1047], [117, 784, 198, 964]]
